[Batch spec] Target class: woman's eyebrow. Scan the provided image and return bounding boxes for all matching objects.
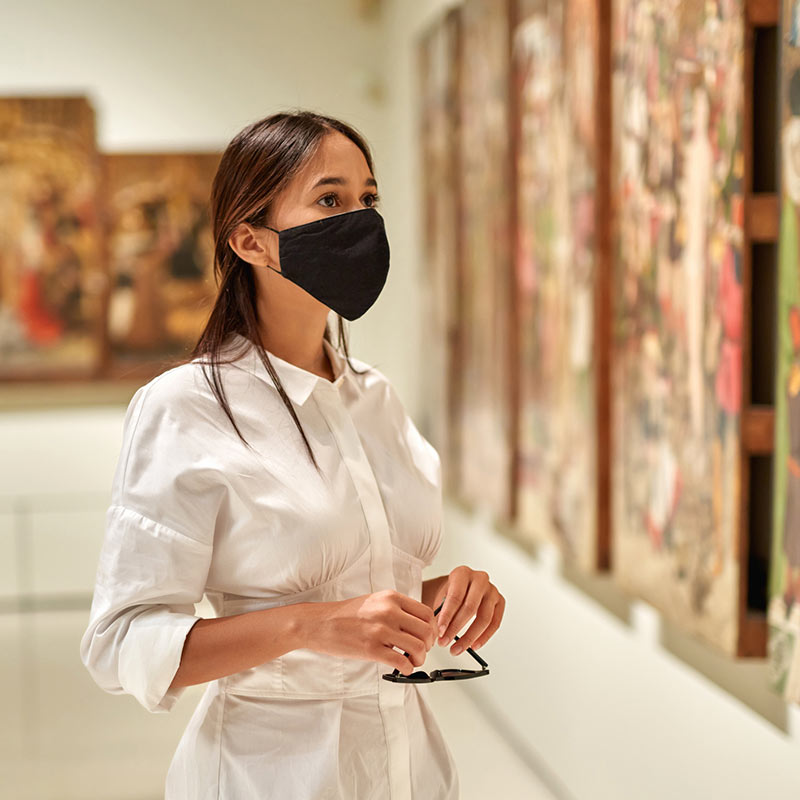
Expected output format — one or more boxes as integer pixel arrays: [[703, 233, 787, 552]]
[[309, 176, 378, 189]]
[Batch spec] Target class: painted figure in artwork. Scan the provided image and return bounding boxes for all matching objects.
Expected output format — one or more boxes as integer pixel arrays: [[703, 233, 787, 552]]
[[641, 330, 683, 551], [711, 240, 743, 576], [16, 174, 87, 347], [113, 198, 173, 351]]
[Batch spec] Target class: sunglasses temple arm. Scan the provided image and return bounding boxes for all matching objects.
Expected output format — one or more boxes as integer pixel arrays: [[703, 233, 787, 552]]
[[452, 633, 489, 669], [434, 603, 489, 670]]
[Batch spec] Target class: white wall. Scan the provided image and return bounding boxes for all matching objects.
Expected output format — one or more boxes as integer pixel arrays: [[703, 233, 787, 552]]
[[0, 0, 384, 151], [4, 1, 800, 798], [0, 410, 122, 603]]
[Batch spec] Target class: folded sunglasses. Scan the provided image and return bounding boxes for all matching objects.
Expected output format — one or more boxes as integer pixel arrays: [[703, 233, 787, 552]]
[[382, 599, 490, 684]]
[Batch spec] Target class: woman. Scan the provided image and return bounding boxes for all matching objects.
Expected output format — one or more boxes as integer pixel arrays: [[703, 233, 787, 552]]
[[80, 110, 505, 799]]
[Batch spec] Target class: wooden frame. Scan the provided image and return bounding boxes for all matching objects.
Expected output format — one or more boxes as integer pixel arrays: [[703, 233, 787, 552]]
[[738, 0, 779, 658], [595, 0, 613, 570]]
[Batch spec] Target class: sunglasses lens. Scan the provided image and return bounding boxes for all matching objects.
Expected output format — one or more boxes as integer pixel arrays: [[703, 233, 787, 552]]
[[436, 669, 488, 681], [382, 671, 433, 683]]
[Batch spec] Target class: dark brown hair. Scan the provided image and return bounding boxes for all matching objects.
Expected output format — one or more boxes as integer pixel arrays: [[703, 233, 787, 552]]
[[189, 110, 377, 473]]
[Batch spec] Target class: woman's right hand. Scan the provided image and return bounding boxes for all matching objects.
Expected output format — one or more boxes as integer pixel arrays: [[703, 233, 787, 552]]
[[298, 590, 438, 676]]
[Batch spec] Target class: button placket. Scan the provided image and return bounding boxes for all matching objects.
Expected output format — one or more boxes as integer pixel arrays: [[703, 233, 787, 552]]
[[311, 388, 413, 800], [313, 389, 395, 591]]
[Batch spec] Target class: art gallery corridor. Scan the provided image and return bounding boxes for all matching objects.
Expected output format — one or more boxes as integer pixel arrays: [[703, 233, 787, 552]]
[[4, 0, 800, 798]]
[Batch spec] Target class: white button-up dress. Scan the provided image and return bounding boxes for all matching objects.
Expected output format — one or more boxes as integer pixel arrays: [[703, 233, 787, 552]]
[[79, 332, 460, 799]]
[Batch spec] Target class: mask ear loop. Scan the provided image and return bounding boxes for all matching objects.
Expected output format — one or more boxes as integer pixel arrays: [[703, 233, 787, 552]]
[[258, 223, 282, 274]]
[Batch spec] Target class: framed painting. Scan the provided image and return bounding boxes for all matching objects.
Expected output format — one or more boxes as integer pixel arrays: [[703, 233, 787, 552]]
[[456, 0, 515, 524], [0, 97, 105, 379], [512, 0, 610, 571], [102, 153, 220, 378], [611, 0, 746, 653], [417, 8, 464, 497]]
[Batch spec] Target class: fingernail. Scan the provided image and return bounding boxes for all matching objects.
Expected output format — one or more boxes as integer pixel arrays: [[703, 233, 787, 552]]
[[452, 644, 463, 655], [438, 624, 446, 637]]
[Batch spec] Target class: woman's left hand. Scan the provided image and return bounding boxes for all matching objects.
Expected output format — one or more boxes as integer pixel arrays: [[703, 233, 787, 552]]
[[431, 566, 505, 655]]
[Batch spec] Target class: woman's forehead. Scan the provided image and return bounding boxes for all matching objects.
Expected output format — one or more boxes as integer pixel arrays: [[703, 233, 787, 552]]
[[297, 133, 374, 188]]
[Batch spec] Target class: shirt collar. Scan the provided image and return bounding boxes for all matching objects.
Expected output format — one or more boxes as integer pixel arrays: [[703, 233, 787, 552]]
[[221, 333, 350, 406]]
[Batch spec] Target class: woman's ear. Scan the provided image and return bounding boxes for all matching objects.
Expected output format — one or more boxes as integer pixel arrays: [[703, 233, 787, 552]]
[[228, 222, 278, 269]]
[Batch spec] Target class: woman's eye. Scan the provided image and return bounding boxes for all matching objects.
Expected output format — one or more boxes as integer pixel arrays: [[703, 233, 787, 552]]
[[318, 192, 380, 209]]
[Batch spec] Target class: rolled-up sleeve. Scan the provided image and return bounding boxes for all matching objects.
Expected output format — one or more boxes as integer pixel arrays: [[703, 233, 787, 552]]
[[80, 374, 224, 713]]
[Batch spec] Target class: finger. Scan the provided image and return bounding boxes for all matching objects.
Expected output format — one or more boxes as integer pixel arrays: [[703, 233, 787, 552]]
[[450, 594, 498, 654], [439, 572, 489, 645], [395, 594, 436, 645], [384, 629, 428, 667], [399, 612, 437, 651], [397, 593, 436, 625], [380, 645, 416, 675], [470, 596, 505, 650], [436, 568, 471, 639]]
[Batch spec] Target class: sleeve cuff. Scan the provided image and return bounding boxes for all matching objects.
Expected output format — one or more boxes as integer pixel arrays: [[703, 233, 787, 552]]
[[118, 609, 202, 713]]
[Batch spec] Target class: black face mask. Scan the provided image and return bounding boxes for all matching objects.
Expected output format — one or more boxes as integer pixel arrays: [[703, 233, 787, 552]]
[[261, 207, 390, 321]]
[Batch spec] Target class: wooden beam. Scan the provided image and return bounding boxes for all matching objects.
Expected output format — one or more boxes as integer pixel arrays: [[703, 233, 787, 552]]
[[738, 612, 768, 658], [746, 0, 778, 26], [741, 406, 775, 454], [595, 0, 613, 572], [736, 0, 774, 661], [507, 0, 520, 526], [748, 193, 779, 241]]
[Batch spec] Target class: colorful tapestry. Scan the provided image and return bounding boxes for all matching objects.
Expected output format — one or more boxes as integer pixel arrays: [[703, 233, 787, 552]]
[[767, 0, 800, 700], [417, 8, 463, 496], [513, 0, 600, 570], [612, 0, 745, 653], [457, 0, 515, 523]]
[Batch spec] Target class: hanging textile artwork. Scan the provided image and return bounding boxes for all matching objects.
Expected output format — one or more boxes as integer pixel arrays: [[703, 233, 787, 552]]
[[612, 0, 745, 653]]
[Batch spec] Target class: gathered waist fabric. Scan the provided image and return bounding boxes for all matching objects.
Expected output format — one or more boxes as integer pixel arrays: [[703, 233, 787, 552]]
[[210, 544, 425, 700], [220, 649, 381, 700]]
